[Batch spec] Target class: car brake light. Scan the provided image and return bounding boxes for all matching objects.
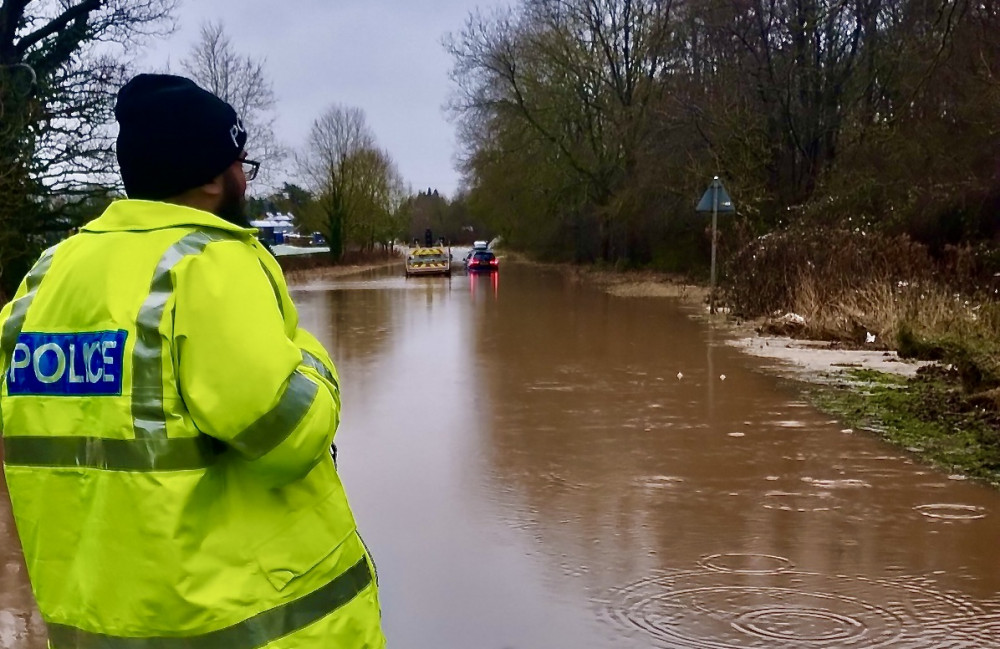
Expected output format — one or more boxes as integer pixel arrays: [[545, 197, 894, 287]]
[[490, 259, 498, 265]]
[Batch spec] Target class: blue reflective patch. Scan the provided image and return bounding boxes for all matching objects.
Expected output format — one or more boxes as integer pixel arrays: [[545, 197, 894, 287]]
[[7, 330, 127, 396]]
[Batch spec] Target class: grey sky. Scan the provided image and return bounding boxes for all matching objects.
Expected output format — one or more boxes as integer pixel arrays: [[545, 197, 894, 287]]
[[140, 0, 495, 199]]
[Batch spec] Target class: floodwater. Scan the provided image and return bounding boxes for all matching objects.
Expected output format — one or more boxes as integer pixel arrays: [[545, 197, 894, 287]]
[[4, 259, 1000, 647]]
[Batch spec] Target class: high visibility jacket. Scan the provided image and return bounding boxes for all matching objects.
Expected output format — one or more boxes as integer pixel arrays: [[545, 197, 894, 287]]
[[0, 200, 385, 648]]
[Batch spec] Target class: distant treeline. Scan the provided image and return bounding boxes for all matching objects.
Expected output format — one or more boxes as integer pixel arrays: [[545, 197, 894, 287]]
[[446, 0, 1000, 280]]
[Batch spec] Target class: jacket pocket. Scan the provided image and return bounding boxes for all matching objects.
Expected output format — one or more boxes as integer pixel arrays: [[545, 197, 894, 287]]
[[255, 495, 357, 591]]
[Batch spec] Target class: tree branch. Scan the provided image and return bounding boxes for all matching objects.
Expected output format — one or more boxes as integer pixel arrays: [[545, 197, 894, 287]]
[[15, 0, 102, 57]]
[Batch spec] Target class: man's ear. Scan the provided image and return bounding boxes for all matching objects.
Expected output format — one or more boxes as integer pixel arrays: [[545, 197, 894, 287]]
[[201, 173, 225, 197]]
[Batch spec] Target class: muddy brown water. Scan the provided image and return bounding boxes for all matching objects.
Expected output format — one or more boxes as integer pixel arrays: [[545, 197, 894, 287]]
[[3, 261, 1000, 648]]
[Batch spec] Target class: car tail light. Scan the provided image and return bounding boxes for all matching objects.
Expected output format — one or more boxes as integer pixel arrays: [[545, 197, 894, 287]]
[[490, 259, 498, 265]]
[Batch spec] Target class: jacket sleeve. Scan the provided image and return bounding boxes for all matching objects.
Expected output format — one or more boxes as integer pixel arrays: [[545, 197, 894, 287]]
[[0, 254, 46, 383], [0, 292, 19, 391], [0, 292, 19, 359], [172, 237, 339, 485]]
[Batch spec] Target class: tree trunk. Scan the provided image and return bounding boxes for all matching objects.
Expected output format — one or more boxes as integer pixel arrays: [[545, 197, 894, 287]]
[[327, 210, 344, 261]]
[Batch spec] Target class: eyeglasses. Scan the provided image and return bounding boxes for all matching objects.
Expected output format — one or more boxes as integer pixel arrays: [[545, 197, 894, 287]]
[[241, 158, 260, 181]]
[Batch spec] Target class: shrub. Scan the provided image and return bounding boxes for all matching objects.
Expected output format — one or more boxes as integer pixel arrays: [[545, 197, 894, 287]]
[[724, 222, 1000, 394]]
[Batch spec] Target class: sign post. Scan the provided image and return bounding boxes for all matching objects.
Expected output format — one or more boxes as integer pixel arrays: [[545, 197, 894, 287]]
[[696, 176, 735, 314]]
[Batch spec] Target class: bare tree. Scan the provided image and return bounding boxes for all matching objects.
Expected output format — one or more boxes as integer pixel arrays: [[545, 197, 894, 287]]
[[0, 0, 176, 300], [181, 20, 284, 193], [298, 105, 405, 259], [299, 105, 373, 259]]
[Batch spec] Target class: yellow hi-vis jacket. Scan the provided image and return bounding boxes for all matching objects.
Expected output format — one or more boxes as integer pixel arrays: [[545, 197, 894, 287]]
[[0, 200, 385, 648]]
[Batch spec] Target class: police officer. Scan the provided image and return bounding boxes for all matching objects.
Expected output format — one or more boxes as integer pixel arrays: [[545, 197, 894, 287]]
[[0, 74, 385, 647]]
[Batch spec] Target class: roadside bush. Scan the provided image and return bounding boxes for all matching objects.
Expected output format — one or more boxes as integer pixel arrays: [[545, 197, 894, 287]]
[[722, 223, 934, 321], [724, 220, 1000, 394]]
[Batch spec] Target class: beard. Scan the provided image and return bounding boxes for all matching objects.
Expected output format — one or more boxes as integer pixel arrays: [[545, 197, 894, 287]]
[[214, 169, 248, 226]]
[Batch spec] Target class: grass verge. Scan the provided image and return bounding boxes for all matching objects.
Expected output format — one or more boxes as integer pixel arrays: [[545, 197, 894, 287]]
[[809, 366, 1000, 487]]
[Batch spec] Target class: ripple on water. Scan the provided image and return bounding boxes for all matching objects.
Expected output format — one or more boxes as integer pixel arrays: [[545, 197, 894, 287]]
[[848, 466, 917, 480], [525, 381, 575, 392], [635, 475, 685, 489], [914, 503, 987, 521], [732, 599, 880, 643], [763, 491, 840, 512], [698, 553, 794, 575], [801, 477, 872, 489], [599, 567, 1000, 648]]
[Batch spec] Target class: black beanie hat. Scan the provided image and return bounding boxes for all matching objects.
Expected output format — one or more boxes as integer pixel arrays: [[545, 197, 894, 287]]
[[115, 74, 248, 200]]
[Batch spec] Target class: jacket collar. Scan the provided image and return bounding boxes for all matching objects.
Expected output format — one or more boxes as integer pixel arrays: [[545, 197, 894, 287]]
[[82, 199, 255, 236]]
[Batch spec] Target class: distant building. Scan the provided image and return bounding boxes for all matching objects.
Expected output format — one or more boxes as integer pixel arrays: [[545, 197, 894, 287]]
[[249, 212, 295, 244]]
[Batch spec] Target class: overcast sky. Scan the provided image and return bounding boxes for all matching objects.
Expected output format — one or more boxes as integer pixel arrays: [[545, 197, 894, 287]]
[[139, 0, 499, 199]]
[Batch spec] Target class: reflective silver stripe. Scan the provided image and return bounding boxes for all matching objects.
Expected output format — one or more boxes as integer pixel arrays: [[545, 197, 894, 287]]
[[1, 245, 59, 381], [46, 556, 373, 649], [3, 434, 218, 471], [229, 370, 318, 459], [132, 232, 229, 439], [301, 350, 338, 389]]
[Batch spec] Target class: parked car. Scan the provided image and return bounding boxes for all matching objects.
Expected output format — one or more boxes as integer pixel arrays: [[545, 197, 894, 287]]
[[406, 246, 452, 277], [466, 249, 499, 272]]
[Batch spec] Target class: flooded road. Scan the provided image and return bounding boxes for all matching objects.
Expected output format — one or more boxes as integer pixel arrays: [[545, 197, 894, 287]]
[[4, 260, 1000, 647]]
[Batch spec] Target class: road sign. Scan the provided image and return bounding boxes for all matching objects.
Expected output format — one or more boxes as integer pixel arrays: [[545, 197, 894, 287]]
[[696, 178, 735, 213], [696, 177, 735, 314]]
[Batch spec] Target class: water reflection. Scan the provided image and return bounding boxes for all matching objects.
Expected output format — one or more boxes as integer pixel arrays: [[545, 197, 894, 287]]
[[291, 269, 404, 366], [467, 271, 499, 301]]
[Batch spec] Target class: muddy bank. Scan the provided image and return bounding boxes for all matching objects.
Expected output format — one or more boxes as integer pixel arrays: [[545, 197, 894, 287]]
[[282, 258, 402, 285], [569, 268, 708, 300], [511, 257, 710, 301]]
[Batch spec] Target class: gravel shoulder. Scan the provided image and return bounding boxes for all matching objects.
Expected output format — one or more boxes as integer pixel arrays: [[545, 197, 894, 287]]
[[725, 335, 932, 384]]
